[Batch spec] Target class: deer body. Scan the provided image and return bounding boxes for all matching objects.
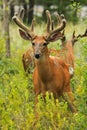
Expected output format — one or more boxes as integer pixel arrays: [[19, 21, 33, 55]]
[[34, 58, 70, 97], [30, 36, 71, 101], [60, 40, 75, 69], [22, 48, 34, 73], [64, 40, 74, 67], [48, 40, 75, 77]]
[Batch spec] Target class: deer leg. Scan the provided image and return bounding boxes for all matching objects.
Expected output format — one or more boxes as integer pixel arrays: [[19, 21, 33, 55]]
[[62, 91, 77, 113], [63, 83, 77, 113]]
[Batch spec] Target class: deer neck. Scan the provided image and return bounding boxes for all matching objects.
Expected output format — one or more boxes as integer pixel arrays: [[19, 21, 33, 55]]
[[35, 49, 53, 81]]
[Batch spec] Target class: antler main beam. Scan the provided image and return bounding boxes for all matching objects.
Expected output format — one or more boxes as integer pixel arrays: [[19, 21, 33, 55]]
[[12, 16, 29, 32], [12, 8, 35, 38], [46, 10, 51, 33]]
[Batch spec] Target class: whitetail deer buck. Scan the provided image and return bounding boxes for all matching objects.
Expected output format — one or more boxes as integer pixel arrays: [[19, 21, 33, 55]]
[[12, 9, 77, 112], [22, 13, 64, 74]]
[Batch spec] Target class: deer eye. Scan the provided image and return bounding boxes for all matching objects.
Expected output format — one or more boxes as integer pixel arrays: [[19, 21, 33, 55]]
[[32, 42, 35, 46], [43, 43, 47, 46]]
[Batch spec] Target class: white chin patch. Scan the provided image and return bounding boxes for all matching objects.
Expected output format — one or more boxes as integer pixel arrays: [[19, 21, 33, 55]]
[[69, 67, 74, 75]]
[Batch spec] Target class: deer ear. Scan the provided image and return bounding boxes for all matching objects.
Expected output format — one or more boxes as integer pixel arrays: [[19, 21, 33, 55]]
[[47, 32, 62, 42], [19, 29, 31, 40]]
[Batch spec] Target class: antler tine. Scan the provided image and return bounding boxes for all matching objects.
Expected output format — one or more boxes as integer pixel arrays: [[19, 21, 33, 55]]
[[72, 30, 75, 38], [31, 18, 35, 31], [51, 20, 54, 30], [46, 10, 51, 33], [62, 30, 66, 39], [62, 30, 65, 35], [81, 28, 87, 37], [84, 29, 87, 35], [12, 9, 35, 38], [19, 8, 25, 20], [72, 30, 78, 45], [60, 30, 66, 43], [55, 12, 61, 25]]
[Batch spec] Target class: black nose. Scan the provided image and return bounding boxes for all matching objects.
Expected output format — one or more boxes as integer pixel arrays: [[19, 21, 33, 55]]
[[35, 54, 40, 59]]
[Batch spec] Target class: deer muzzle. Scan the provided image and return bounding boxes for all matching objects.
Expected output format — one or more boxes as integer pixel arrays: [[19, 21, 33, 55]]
[[34, 53, 41, 59]]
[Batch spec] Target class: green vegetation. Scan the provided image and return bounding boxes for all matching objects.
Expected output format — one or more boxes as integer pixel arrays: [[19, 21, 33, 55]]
[[0, 22, 87, 129]]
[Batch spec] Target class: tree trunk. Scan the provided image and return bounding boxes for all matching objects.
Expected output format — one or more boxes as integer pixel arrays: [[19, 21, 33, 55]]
[[28, 0, 34, 24], [3, 0, 10, 57], [23, 2, 27, 22], [10, 3, 14, 18]]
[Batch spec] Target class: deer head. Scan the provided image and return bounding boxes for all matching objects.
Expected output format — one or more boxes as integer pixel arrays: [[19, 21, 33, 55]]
[[12, 9, 66, 59]]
